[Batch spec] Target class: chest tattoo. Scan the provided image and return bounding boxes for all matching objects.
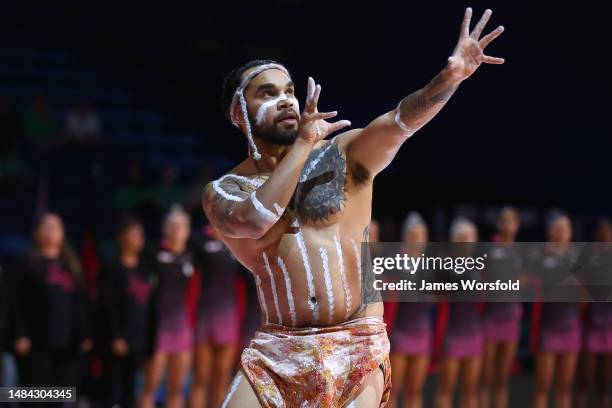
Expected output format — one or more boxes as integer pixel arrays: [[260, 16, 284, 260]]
[[292, 140, 347, 223]]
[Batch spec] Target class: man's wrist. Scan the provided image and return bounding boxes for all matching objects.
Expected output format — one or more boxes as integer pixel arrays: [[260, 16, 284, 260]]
[[440, 64, 464, 87]]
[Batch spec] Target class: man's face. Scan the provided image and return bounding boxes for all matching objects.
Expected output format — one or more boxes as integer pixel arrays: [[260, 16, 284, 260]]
[[497, 209, 519, 236], [235, 67, 300, 145]]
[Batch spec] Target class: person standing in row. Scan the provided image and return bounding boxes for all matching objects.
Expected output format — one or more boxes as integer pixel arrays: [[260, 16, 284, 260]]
[[480, 207, 522, 408], [99, 216, 154, 408], [532, 213, 580, 408], [389, 212, 432, 408], [141, 206, 197, 408], [13, 213, 93, 391], [189, 225, 240, 408]]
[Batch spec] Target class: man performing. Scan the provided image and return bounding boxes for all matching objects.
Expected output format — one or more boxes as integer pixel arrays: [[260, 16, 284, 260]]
[[202, 7, 505, 407]]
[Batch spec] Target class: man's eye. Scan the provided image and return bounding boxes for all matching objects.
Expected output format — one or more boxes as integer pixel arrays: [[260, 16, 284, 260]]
[[287, 88, 294, 95]]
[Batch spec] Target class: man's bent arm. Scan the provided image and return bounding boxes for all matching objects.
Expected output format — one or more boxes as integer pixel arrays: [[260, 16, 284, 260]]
[[202, 138, 314, 240]]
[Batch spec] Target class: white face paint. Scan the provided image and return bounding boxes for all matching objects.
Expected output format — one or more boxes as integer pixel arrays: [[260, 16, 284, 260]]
[[254, 93, 300, 126], [333, 235, 352, 319], [262, 252, 282, 325], [319, 247, 335, 324], [277, 256, 296, 326]]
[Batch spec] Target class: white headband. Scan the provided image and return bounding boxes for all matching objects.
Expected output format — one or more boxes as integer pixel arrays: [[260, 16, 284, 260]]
[[230, 63, 292, 160]]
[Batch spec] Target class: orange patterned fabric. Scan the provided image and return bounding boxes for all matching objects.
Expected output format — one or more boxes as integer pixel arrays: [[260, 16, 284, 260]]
[[241, 316, 391, 407]]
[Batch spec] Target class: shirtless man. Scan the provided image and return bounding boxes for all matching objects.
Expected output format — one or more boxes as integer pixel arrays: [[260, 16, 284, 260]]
[[203, 8, 505, 407]]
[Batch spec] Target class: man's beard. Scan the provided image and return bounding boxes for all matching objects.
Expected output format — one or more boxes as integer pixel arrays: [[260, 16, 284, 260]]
[[248, 115, 298, 146]]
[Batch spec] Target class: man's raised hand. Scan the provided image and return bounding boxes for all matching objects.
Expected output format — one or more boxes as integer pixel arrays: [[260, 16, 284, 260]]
[[298, 77, 351, 145], [446, 7, 505, 82]]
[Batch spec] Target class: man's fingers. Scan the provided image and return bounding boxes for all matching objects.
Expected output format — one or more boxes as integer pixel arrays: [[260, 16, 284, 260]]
[[312, 84, 322, 111], [480, 25, 504, 49], [311, 111, 337, 121], [470, 9, 492, 39], [327, 120, 352, 134], [305, 77, 316, 111], [483, 55, 505, 64], [460, 7, 472, 38]]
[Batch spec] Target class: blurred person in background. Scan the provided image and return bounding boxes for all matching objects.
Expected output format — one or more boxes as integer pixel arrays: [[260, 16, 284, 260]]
[[389, 212, 432, 408], [480, 207, 522, 408], [435, 217, 482, 408], [532, 212, 580, 408], [141, 206, 196, 408], [575, 218, 612, 408], [151, 165, 188, 212], [99, 216, 154, 408], [189, 225, 239, 408], [22, 93, 60, 149], [63, 99, 103, 148], [12, 213, 93, 389]]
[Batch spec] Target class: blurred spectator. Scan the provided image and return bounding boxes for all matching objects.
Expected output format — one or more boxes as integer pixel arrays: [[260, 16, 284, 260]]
[[12, 213, 93, 388], [150, 165, 187, 211], [63, 99, 103, 147], [0, 96, 30, 189], [99, 216, 153, 408], [22, 94, 60, 148], [114, 162, 155, 215]]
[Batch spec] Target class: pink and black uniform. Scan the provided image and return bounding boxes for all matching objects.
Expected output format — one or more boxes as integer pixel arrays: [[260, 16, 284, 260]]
[[444, 302, 483, 358], [13, 255, 91, 387], [99, 256, 154, 407], [152, 247, 196, 353], [579, 245, 612, 353], [195, 239, 240, 346], [392, 302, 434, 355], [535, 249, 581, 352], [483, 244, 523, 342]]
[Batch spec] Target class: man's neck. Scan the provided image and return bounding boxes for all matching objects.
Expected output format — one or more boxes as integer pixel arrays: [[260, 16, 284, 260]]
[[250, 140, 294, 173], [121, 251, 139, 268]]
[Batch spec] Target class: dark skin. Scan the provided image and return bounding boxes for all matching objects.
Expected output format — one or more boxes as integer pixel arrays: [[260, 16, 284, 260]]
[[203, 8, 505, 407]]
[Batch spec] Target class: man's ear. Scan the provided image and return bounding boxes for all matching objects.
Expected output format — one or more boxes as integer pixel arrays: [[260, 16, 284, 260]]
[[230, 102, 246, 129]]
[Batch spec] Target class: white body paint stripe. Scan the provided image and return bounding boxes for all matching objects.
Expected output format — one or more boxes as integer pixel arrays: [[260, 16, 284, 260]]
[[262, 252, 282, 324], [394, 101, 417, 135], [273, 202, 284, 216], [350, 238, 362, 293], [319, 247, 335, 324], [211, 174, 264, 202], [254, 273, 270, 324], [221, 373, 242, 408], [250, 191, 280, 222], [277, 256, 297, 326], [300, 142, 334, 182], [333, 235, 352, 318], [295, 225, 318, 322]]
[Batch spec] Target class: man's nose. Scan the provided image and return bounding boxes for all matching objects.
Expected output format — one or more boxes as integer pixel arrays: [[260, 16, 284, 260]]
[[278, 95, 294, 110]]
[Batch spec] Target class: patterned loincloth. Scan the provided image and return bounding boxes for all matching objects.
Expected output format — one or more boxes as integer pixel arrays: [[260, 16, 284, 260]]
[[240, 316, 391, 407]]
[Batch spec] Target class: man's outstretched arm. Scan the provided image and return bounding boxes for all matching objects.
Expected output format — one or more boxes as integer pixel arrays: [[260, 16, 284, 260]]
[[346, 8, 505, 177]]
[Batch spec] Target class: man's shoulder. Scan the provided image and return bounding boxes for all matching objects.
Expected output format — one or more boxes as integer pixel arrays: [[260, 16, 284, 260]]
[[330, 128, 364, 153]]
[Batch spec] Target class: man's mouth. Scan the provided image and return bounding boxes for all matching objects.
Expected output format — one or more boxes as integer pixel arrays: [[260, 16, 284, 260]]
[[276, 111, 298, 125]]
